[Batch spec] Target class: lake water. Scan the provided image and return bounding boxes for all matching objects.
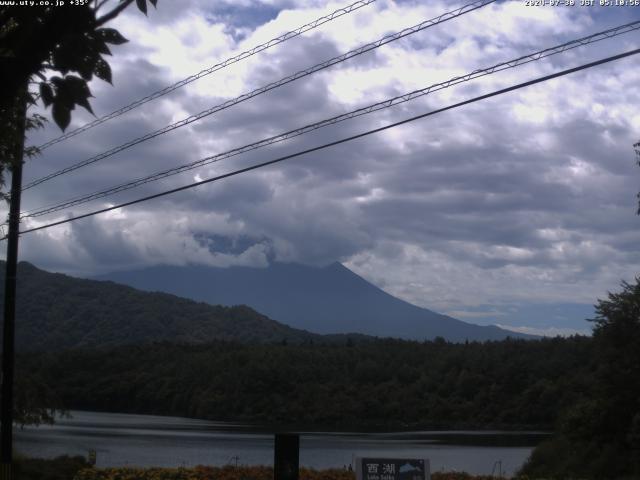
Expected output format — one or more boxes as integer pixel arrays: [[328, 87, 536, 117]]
[[15, 411, 547, 477]]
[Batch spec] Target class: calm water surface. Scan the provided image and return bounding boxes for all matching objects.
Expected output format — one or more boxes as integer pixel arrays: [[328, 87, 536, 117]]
[[16, 411, 547, 477]]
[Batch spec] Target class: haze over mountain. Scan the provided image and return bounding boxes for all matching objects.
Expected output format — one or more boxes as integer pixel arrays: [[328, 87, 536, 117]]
[[97, 262, 533, 341]]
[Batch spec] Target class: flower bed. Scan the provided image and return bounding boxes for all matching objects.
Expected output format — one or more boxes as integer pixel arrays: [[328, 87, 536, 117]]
[[74, 465, 504, 480]]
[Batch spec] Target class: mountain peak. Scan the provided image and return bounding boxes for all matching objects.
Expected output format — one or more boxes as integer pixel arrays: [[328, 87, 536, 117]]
[[96, 262, 535, 342]]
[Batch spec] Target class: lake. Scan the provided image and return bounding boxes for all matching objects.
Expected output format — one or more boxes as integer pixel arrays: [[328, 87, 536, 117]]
[[15, 411, 547, 477]]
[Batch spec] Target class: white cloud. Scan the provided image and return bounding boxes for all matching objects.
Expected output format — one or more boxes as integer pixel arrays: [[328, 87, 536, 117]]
[[496, 324, 592, 338]]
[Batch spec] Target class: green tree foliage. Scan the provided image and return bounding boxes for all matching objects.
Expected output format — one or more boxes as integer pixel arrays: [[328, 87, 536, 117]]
[[21, 336, 593, 430], [14, 455, 90, 480], [13, 367, 64, 427], [0, 0, 157, 192], [520, 278, 640, 479]]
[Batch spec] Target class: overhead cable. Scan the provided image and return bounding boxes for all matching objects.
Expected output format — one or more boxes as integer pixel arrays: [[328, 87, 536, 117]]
[[10, 47, 640, 239], [35, 0, 378, 151], [23, 0, 497, 191], [21, 20, 640, 219]]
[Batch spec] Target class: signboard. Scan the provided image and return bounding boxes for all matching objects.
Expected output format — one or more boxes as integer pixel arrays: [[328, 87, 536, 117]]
[[355, 457, 430, 480]]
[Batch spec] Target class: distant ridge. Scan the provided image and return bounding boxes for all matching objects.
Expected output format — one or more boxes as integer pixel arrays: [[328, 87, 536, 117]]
[[0, 261, 335, 352], [97, 261, 535, 341]]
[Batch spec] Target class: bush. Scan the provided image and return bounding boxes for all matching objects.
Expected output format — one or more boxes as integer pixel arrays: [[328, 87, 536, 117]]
[[14, 455, 91, 480]]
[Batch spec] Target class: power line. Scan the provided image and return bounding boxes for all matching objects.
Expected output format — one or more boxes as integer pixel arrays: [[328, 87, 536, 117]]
[[21, 20, 640, 219], [35, 0, 378, 151], [26, 0, 495, 189], [23, 0, 496, 191], [10, 47, 639, 239]]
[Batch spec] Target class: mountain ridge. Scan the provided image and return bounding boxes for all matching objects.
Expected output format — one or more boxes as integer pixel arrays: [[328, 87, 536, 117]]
[[0, 261, 351, 351], [96, 261, 534, 341]]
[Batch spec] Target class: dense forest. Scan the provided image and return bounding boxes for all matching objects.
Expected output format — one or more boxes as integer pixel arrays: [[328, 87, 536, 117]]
[[21, 336, 593, 430]]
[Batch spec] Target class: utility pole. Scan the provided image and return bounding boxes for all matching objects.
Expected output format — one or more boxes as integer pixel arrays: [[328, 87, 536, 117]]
[[274, 433, 299, 480], [0, 86, 27, 480]]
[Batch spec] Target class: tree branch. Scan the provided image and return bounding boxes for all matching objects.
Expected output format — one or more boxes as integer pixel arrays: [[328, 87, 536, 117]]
[[95, 0, 135, 26], [95, 0, 111, 12]]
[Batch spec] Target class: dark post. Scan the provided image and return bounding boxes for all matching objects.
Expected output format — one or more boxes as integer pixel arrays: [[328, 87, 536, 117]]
[[274, 433, 299, 480], [0, 87, 27, 479]]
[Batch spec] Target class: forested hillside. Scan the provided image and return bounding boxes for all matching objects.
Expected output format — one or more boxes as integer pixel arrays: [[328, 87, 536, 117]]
[[0, 261, 328, 351], [21, 336, 593, 429]]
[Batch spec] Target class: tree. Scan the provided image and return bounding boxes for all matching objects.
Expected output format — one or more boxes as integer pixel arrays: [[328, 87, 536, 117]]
[[590, 279, 640, 453], [521, 278, 640, 478], [0, 0, 157, 192]]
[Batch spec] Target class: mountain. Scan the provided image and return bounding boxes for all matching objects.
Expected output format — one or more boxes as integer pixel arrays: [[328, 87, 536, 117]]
[[0, 261, 328, 351], [96, 262, 532, 341]]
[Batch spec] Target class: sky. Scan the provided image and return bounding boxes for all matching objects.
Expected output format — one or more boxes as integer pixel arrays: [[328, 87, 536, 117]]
[[5, 0, 640, 336]]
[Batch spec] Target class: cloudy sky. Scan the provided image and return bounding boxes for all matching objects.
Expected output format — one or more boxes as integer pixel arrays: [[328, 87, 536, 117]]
[[6, 0, 640, 336]]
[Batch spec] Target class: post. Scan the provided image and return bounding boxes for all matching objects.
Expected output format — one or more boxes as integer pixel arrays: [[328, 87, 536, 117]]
[[274, 433, 299, 480], [0, 87, 27, 479]]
